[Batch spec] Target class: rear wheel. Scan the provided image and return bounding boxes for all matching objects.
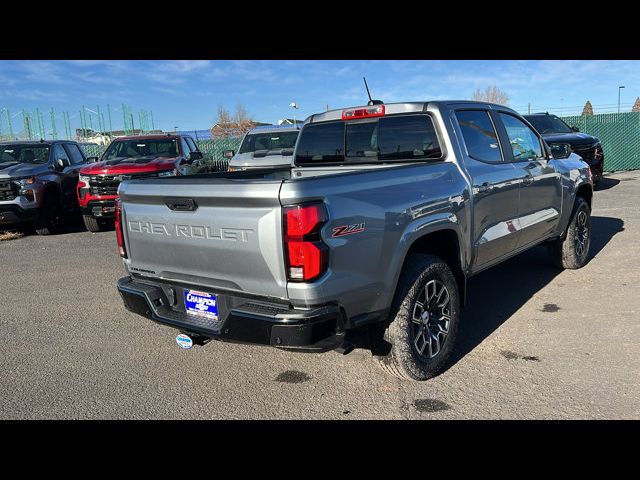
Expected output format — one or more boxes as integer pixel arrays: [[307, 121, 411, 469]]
[[374, 254, 460, 381], [549, 197, 591, 269], [34, 194, 64, 236], [83, 215, 103, 233]]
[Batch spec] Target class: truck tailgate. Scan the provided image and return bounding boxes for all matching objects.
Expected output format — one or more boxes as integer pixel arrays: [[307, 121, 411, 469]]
[[118, 177, 288, 299]]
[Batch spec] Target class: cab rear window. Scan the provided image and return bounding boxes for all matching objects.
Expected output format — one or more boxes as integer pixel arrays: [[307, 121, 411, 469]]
[[295, 114, 442, 165]]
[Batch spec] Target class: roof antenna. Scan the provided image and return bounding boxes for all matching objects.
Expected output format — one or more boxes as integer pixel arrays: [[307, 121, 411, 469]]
[[363, 77, 383, 106]]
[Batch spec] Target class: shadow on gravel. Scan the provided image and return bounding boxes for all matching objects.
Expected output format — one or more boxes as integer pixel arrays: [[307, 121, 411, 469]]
[[590, 216, 625, 256], [448, 215, 625, 370], [7, 214, 114, 238], [595, 177, 621, 191]]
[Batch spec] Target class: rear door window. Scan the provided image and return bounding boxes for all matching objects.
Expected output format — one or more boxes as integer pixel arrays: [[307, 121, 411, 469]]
[[295, 114, 441, 165], [455, 110, 503, 163]]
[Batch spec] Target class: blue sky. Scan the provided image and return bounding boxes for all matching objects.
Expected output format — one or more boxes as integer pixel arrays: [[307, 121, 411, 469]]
[[1, 60, 639, 135]]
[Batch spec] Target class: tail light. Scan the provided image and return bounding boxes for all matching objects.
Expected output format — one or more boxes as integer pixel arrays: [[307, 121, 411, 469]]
[[283, 203, 328, 282], [115, 199, 127, 258], [342, 104, 385, 120]]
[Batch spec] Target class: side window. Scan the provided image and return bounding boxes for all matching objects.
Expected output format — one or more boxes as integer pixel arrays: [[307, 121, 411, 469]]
[[498, 113, 543, 161], [455, 110, 502, 163], [186, 137, 198, 152], [64, 144, 85, 165], [52, 144, 70, 166], [180, 138, 192, 156]]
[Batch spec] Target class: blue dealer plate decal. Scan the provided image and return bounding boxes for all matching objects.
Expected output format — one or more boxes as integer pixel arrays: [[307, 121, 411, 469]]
[[184, 289, 219, 320]]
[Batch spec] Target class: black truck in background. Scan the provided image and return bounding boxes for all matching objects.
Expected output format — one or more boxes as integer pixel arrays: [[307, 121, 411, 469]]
[[524, 112, 605, 185]]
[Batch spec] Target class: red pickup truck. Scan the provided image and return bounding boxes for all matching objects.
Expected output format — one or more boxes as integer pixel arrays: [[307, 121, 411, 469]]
[[77, 134, 204, 232]]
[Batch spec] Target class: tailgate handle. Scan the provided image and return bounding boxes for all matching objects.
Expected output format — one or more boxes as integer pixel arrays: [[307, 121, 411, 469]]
[[164, 197, 198, 211]]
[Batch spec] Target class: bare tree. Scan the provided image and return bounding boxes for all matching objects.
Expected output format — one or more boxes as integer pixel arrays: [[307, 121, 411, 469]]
[[217, 104, 232, 124], [471, 86, 510, 106], [233, 104, 254, 136], [211, 103, 254, 138], [632, 97, 640, 113], [582, 100, 594, 116]]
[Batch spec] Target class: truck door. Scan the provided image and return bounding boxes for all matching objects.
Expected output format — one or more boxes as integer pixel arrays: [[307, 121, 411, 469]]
[[51, 144, 78, 209], [495, 112, 562, 249], [454, 109, 522, 270]]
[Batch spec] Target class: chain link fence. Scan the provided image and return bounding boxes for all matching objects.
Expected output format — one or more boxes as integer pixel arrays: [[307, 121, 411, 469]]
[[80, 137, 242, 172], [560, 112, 640, 172]]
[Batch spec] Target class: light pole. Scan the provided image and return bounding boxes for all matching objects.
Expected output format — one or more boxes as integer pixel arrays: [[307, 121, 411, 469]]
[[289, 102, 298, 125], [618, 86, 626, 113]]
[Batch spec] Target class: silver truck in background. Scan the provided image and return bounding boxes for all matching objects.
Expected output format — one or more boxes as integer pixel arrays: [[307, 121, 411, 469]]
[[226, 124, 300, 171], [116, 101, 593, 381]]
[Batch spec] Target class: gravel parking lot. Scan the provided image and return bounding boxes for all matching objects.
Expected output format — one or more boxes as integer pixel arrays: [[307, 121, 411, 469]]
[[1, 171, 638, 419]]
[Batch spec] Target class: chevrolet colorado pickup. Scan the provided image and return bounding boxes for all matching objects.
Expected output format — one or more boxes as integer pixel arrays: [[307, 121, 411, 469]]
[[77, 134, 204, 232], [1, 140, 88, 235], [116, 101, 593, 381]]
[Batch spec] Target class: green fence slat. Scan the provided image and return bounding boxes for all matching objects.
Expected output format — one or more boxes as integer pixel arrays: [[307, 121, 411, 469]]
[[560, 112, 640, 172]]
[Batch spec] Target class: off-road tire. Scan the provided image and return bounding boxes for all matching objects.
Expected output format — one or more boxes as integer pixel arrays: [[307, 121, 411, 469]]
[[374, 254, 461, 381], [549, 197, 591, 270], [34, 194, 63, 236], [83, 215, 103, 233]]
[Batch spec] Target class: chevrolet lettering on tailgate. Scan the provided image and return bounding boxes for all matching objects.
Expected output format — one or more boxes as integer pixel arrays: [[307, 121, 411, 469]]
[[128, 220, 254, 242]]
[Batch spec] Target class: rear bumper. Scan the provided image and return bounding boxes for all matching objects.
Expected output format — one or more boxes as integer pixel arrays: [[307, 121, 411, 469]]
[[0, 204, 39, 226], [117, 276, 345, 352]]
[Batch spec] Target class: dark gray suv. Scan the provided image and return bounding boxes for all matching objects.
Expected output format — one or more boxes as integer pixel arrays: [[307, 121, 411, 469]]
[[0, 140, 88, 235]]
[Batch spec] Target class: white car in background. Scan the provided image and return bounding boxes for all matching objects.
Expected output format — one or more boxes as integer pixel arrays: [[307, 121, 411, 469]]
[[227, 124, 301, 171]]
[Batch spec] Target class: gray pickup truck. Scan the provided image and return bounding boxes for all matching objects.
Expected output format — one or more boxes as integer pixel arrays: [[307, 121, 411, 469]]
[[1, 140, 88, 235], [116, 101, 593, 381]]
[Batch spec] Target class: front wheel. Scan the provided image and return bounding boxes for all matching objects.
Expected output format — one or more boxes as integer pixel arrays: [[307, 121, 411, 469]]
[[83, 215, 103, 233], [374, 254, 461, 381], [34, 198, 63, 235], [549, 197, 592, 269]]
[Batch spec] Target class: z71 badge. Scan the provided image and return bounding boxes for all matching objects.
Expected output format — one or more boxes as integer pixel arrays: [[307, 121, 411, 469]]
[[332, 223, 365, 237]]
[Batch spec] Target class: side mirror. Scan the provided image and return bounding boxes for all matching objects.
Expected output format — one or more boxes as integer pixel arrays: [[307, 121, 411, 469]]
[[87, 156, 99, 163], [549, 143, 572, 159], [189, 151, 203, 161], [571, 126, 580, 132], [55, 158, 67, 169], [223, 149, 235, 159]]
